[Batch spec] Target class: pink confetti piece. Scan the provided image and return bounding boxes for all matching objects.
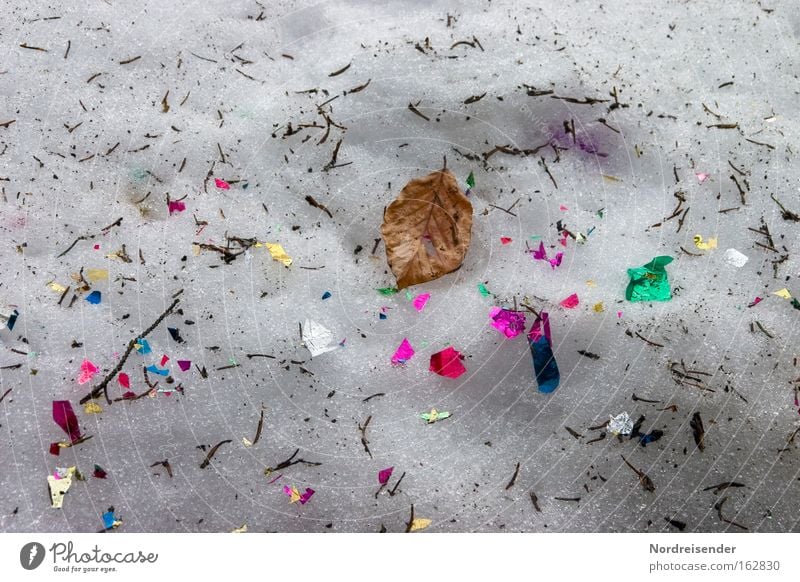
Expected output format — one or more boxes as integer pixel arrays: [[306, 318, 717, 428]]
[[696, 172, 709, 183], [429, 346, 466, 379], [617, 311, 623, 318], [214, 178, 230, 190], [378, 467, 394, 485], [168, 200, 186, 214], [531, 242, 563, 270], [299, 488, 315, 504], [412, 293, 430, 312], [559, 234, 568, 247], [560, 205, 569, 211], [267, 473, 283, 485], [118, 373, 130, 389], [489, 307, 526, 339], [78, 359, 98, 385], [549, 252, 564, 269], [49, 442, 61, 456], [560, 293, 579, 309], [93, 244, 100, 250], [748, 297, 763, 308], [159, 354, 169, 367], [53, 400, 81, 443], [391, 338, 415, 366], [177, 360, 191, 371], [500, 237, 513, 245]]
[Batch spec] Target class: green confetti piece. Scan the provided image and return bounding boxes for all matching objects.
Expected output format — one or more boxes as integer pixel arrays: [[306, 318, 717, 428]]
[[477, 283, 490, 297], [405, 290, 413, 301], [130, 168, 148, 182], [530, 235, 542, 241], [377, 287, 398, 296], [791, 298, 800, 311], [466, 171, 475, 189], [625, 256, 673, 302]]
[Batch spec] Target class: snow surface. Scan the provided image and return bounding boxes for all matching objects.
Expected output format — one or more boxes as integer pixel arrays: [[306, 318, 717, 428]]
[[1, 0, 800, 533]]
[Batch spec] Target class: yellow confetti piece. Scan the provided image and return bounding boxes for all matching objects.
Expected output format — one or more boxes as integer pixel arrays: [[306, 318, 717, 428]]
[[585, 280, 597, 288], [265, 243, 292, 267], [47, 281, 68, 293], [83, 402, 103, 414], [287, 486, 302, 504], [231, 524, 248, 533], [593, 302, 605, 313], [773, 288, 792, 299], [693, 235, 718, 251], [192, 243, 201, 256], [601, 174, 622, 183], [86, 268, 109, 282], [47, 467, 76, 509], [242, 437, 253, 448], [409, 518, 432, 532]]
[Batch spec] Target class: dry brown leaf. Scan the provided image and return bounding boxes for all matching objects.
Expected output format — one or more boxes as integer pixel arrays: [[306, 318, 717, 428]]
[[380, 168, 473, 289]]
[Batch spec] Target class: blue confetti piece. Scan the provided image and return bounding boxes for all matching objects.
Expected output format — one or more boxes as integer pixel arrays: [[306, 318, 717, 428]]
[[145, 365, 169, 376], [135, 338, 152, 355], [639, 430, 664, 447], [5, 309, 19, 331], [379, 313, 387, 320], [528, 312, 560, 394], [102, 510, 117, 529], [85, 291, 102, 304], [321, 291, 332, 300]]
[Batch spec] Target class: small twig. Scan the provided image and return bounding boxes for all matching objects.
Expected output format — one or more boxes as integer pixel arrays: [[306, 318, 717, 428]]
[[358, 415, 373, 458], [199, 439, 233, 469], [621, 454, 655, 492], [505, 462, 521, 490], [714, 497, 748, 530]]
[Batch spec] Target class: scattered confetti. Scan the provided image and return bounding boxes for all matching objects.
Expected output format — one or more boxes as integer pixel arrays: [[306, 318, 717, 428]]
[[773, 288, 792, 300], [724, 248, 748, 268], [608, 412, 634, 436], [378, 467, 394, 485], [391, 338, 415, 366], [264, 243, 293, 267], [489, 307, 526, 339], [412, 293, 430, 312], [83, 402, 103, 414], [409, 518, 432, 532], [466, 171, 475, 189], [694, 235, 718, 250], [560, 293, 580, 309], [284, 485, 315, 505], [528, 312, 560, 393], [626, 256, 673, 302], [78, 359, 99, 385], [47, 467, 76, 509], [302, 319, 338, 357], [85, 291, 102, 304], [86, 268, 108, 282], [420, 409, 451, 423], [429, 346, 466, 379]]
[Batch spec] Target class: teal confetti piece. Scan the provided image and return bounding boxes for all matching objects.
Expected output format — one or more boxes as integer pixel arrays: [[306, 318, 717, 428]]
[[477, 283, 490, 297]]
